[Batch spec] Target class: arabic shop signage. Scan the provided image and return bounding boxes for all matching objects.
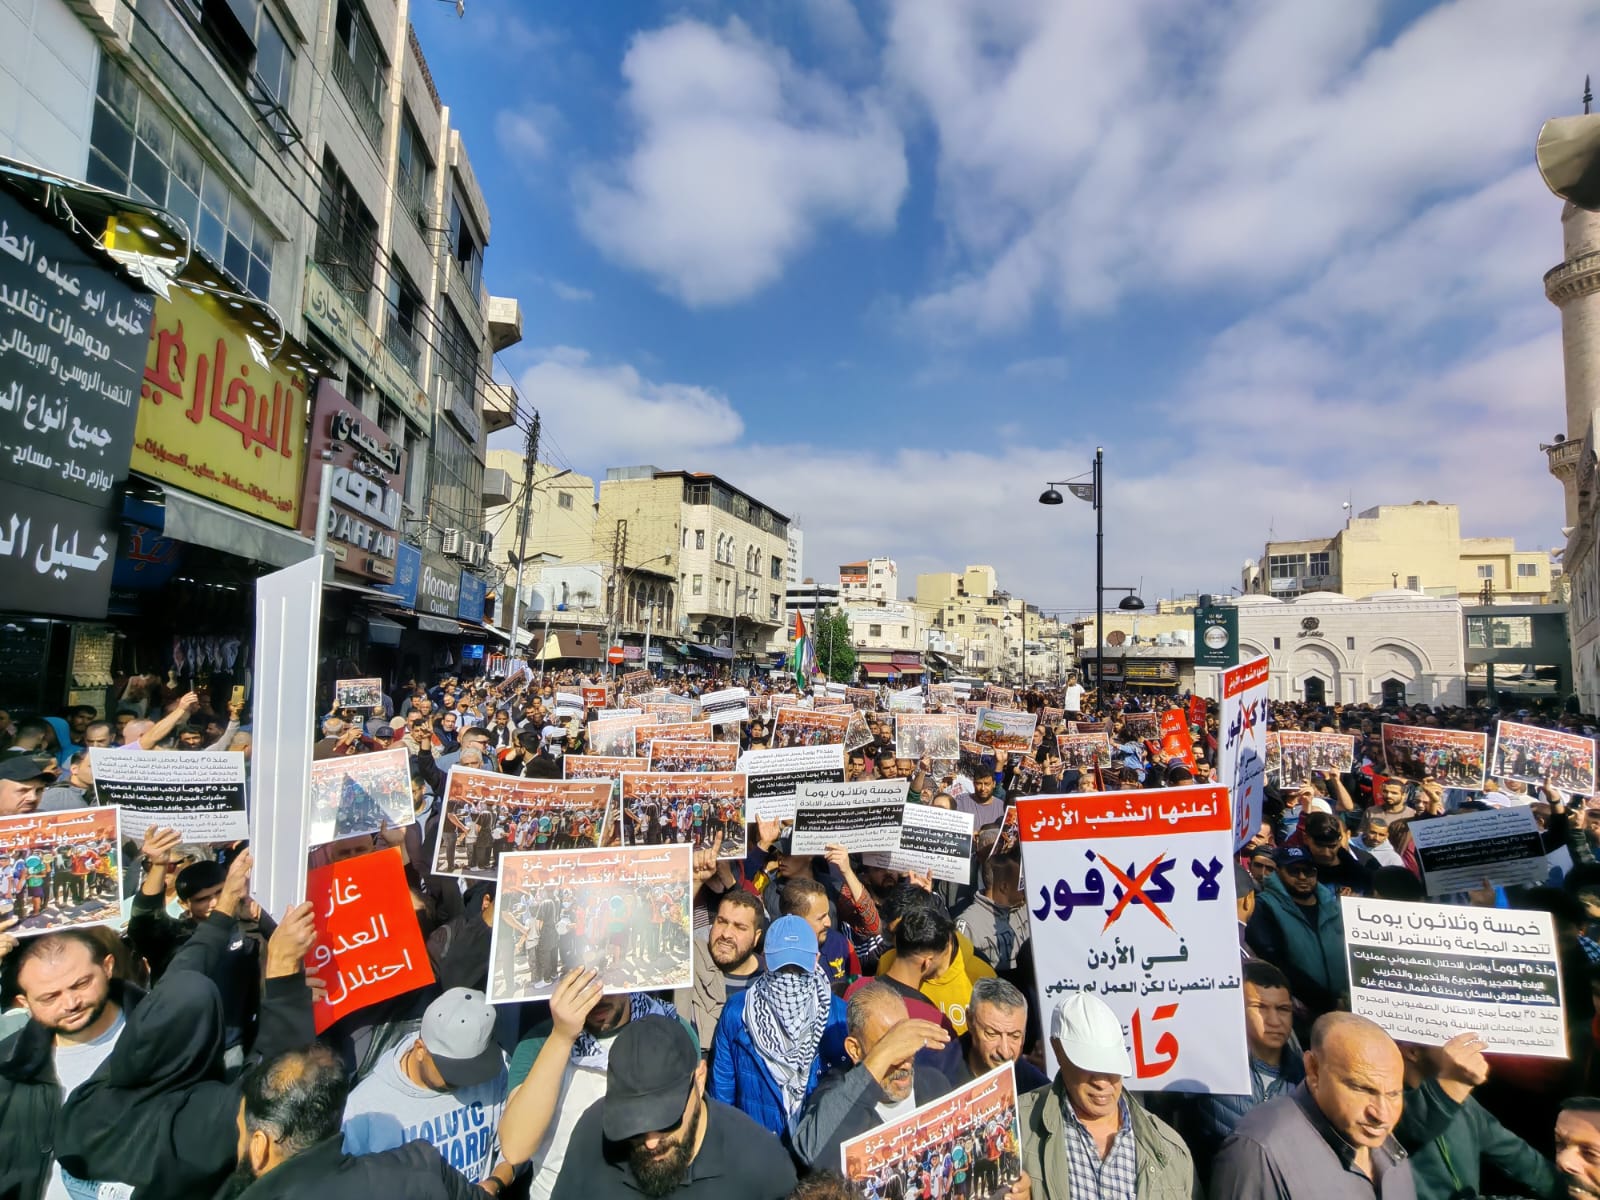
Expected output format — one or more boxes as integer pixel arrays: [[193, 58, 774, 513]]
[[418, 551, 460, 618], [303, 261, 429, 431], [1124, 659, 1180, 683], [1194, 602, 1239, 669], [0, 478, 119, 618], [299, 381, 404, 583], [135, 288, 308, 527], [457, 569, 486, 624], [0, 191, 153, 509]]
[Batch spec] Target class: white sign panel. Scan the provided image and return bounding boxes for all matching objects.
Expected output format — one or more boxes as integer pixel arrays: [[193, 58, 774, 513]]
[[1407, 807, 1550, 896], [1017, 785, 1249, 1094], [1218, 656, 1269, 851], [790, 779, 908, 855], [1343, 896, 1566, 1058]]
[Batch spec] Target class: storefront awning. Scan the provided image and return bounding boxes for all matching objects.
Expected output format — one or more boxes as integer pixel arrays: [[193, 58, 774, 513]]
[[418, 615, 462, 635], [155, 484, 313, 569], [858, 662, 899, 677], [686, 642, 733, 660], [538, 631, 603, 661]]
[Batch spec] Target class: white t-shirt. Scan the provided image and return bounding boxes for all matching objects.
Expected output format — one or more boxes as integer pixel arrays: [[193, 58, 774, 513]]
[[50, 1011, 129, 1200], [874, 1089, 918, 1126], [527, 1058, 609, 1200], [1064, 685, 1085, 714]]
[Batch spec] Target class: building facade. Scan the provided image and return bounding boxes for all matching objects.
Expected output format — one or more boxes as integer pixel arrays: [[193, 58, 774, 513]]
[[1242, 503, 1556, 604], [0, 0, 521, 715], [1194, 592, 1467, 707], [840, 557, 898, 602]]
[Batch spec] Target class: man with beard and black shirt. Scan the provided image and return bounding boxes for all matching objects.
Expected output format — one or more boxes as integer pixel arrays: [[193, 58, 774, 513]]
[[552, 1015, 794, 1199], [0, 927, 132, 1200], [219, 1043, 483, 1199]]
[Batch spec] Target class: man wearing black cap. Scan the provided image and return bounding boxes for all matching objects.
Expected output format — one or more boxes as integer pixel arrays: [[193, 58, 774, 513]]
[[0, 754, 52, 816], [1246, 845, 1349, 1029], [551, 1014, 796, 1199], [1301, 811, 1377, 896]]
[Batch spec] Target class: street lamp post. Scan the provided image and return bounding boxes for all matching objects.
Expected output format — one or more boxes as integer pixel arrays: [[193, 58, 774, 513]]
[[1040, 448, 1143, 713]]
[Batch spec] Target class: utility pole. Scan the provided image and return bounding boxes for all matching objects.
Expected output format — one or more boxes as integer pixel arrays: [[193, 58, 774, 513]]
[[505, 412, 541, 660], [608, 519, 627, 679]]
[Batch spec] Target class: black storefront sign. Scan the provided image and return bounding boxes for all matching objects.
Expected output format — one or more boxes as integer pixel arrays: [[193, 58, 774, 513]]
[[419, 552, 462, 618], [0, 478, 120, 618], [0, 191, 152, 507]]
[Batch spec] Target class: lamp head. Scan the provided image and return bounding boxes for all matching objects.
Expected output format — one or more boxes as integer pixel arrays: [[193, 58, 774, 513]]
[[1117, 594, 1146, 611], [1039, 487, 1065, 506]]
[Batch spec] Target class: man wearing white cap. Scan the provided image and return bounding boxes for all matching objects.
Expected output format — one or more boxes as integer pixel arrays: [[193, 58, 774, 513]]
[[1019, 990, 1195, 1199]]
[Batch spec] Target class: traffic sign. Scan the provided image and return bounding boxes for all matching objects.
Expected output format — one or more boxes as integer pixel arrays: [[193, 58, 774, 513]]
[[607, 646, 626, 664]]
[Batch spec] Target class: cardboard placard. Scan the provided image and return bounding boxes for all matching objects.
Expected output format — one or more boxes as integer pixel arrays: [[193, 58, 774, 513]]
[[432, 769, 616, 881], [0, 807, 122, 936], [619, 772, 748, 858], [90, 748, 248, 842], [308, 746, 414, 848], [790, 780, 909, 855], [334, 678, 384, 710], [307, 847, 433, 1032], [738, 745, 847, 822]]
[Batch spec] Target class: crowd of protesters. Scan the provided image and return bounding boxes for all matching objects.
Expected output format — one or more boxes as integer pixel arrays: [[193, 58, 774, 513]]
[[4, 667, 1600, 1199]]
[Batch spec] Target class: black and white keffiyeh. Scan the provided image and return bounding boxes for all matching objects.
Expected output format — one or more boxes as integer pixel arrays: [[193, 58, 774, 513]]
[[746, 965, 831, 1125]]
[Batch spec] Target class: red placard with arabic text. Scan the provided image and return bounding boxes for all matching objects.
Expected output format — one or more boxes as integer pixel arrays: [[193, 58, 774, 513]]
[[306, 848, 433, 1033], [1160, 709, 1197, 773]]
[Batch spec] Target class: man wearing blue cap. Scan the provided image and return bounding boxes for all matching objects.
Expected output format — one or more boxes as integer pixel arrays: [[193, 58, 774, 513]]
[[708, 914, 847, 1141], [552, 1014, 794, 1199]]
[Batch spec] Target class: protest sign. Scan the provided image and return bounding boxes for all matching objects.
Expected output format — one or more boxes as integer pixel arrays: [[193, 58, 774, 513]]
[[488, 844, 694, 1005], [846, 686, 878, 711], [738, 745, 847, 822], [617, 669, 652, 698], [1275, 731, 1356, 789], [1120, 712, 1160, 742], [643, 700, 699, 724], [648, 739, 740, 773], [334, 677, 383, 710], [1492, 720, 1597, 793], [554, 692, 584, 720], [1381, 725, 1487, 789], [974, 708, 1037, 754], [865, 803, 976, 885], [1406, 807, 1550, 896], [564, 755, 648, 781], [894, 714, 960, 762], [791, 780, 910, 855], [985, 685, 1016, 707], [581, 685, 609, 711], [308, 746, 414, 848], [587, 715, 654, 758], [1057, 734, 1112, 774], [1218, 656, 1270, 851], [90, 748, 248, 842], [1159, 709, 1196, 773], [1039, 706, 1066, 731], [840, 1063, 1022, 1199], [887, 689, 926, 714], [0, 807, 121, 935], [1069, 720, 1108, 735], [927, 684, 956, 710], [1342, 896, 1566, 1057], [989, 805, 1020, 860], [844, 710, 875, 752], [773, 707, 850, 747], [619, 772, 747, 858], [432, 770, 616, 881], [700, 687, 750, 726], [1017, 784, 1249, 1093], [306, 847, 432, 1033], [1188, 695, 1206, 728], [635, 720, 713, 760]]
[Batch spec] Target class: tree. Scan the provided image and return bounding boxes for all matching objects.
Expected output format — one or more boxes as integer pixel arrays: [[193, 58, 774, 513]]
[[813, 607, 856, 683]]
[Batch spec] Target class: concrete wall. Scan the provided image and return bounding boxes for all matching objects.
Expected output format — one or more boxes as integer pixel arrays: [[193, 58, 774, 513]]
[[0, 0, 98, 176]]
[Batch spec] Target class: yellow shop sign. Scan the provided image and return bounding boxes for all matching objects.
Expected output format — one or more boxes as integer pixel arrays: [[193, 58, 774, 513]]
[[133, 289, 308, 527]]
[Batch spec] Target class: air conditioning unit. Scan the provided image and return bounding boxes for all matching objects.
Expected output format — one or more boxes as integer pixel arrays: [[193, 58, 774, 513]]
[[470, 544, 487, 568], [442, 529, 465, 557]]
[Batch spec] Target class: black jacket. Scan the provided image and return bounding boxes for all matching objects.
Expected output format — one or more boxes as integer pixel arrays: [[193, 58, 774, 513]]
[[0, 979, 145, 1200], [55, 945, 314, 1198], [791, 1061, 951, 1172], [217, 1135, 483, 1199]]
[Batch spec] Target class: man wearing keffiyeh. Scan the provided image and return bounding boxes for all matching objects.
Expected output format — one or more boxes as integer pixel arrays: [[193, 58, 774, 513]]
[[709, 915, 848, 1142]]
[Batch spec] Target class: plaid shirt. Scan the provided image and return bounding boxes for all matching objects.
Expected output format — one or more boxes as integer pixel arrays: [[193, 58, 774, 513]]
[[1061, 1094, 1138, 1200]]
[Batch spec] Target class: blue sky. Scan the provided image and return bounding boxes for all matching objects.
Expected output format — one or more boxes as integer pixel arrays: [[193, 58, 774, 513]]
[[411, 0, 1597, 610]]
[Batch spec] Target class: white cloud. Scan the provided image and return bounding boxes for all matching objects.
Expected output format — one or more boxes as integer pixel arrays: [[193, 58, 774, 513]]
[[548, 279, 594, 302], [1005, 355, 1069, 382], [495, 109, 551, 162], [514, 347, 744, 470], [888, 0, 1600, 332], [574, 18, 908, 305]]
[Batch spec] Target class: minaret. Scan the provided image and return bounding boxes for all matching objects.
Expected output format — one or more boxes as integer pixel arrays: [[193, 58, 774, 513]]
[[1545, 201, 1600, 526]]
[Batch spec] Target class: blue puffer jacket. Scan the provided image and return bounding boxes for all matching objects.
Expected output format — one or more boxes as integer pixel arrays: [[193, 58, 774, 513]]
[[709, 988, 848, 1143]]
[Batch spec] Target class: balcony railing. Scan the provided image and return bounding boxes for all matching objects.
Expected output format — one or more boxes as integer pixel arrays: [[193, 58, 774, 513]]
[[382, 305, 421, 378], [331, 47, 385, 148]]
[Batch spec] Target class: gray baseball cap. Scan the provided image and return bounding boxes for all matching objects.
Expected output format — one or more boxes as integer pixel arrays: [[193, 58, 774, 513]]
[[420, 987, 503, 1088]]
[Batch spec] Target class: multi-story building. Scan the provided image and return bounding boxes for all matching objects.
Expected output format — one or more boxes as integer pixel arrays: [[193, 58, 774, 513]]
[[908, 565, 1063, 683], [596, 467, 789, 670], [840, 557, 898, 602], [787, 525, 805, 585], [1242, 503, 1557, 604], [0, 0, 524, 706]]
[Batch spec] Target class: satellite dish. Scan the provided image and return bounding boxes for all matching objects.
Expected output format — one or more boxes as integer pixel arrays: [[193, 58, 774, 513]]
[[1107, 630, 1127, 647]]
